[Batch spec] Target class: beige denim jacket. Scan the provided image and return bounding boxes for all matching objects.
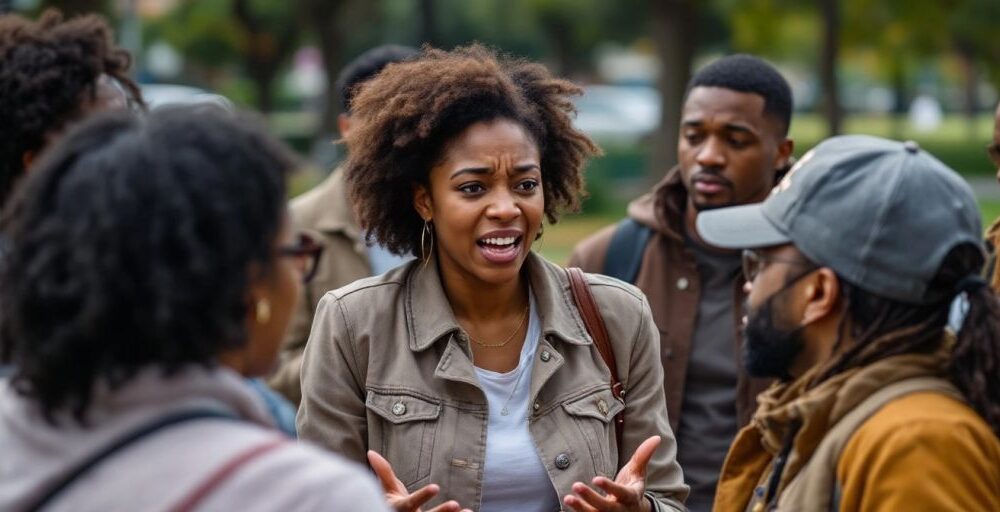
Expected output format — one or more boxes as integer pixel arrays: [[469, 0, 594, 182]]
[[297, 252, 688, 511]]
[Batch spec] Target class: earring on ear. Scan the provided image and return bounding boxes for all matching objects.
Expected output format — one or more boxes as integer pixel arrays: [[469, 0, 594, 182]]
[[420, 219, 434, 268], [535, 224, 544, 241], [255, 299, 271, 324]]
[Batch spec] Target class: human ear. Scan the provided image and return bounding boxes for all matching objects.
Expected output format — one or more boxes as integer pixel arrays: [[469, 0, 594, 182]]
[[412, 184, 433, 222], [800, 268, 840, 325], [774, 137, 794, 174]]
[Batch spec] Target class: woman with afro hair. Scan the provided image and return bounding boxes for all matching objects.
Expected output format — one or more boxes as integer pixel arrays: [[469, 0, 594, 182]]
[[0, 9, 140, 209], [297, 45, 687, 512]]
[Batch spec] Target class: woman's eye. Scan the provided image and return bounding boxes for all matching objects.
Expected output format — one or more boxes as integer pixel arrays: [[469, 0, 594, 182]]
[[459, 183, 485, 194], [516, 180, 539, 192]]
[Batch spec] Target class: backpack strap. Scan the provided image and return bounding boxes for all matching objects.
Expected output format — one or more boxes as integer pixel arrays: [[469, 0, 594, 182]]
[[774, 376, 962, 511], [602, 219, 652, 284], [170, 437, 288, 512], [565, 267, 625, 456], [27, 409, 239, 512]]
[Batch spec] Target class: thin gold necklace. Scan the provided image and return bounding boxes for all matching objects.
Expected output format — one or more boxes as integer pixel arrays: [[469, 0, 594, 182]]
[[468, 305, 530, 348]]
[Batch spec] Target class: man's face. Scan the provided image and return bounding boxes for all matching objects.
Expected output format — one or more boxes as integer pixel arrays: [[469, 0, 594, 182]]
[[742, 245, 814, 380], [679, 86, 790, 211]]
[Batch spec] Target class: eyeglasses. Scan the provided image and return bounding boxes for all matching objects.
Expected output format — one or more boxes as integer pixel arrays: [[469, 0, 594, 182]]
[[741, 249, 814, 283], [277, 233, 323, 283], [986, 142, 1000, 167]]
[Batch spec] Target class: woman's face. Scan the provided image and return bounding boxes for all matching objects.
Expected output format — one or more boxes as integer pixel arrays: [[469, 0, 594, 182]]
[[238, 216, 303, 377], [414, 119, 544, 288]]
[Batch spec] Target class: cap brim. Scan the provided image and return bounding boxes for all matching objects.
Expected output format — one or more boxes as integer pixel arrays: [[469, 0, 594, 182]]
[[695, 203, 790, 249]]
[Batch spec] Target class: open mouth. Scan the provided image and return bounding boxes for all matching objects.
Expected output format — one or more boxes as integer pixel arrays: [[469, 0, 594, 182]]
[[476, 234, 523, 264]]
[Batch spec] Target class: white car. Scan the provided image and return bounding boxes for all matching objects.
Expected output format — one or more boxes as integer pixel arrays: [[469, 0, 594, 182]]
[[139, 84, 233, 111]]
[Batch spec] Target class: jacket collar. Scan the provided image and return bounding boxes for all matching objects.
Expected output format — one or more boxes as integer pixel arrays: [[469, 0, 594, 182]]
[[405, 252, 593, 352], [626, 165, 688, 243], [312, 169, 363, 243]]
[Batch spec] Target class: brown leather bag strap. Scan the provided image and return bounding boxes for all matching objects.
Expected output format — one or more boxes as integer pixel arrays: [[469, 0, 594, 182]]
[[565, 267, 625, 455]]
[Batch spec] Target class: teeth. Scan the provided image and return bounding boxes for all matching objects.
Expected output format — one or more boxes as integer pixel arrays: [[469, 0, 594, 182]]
[[483, 236, 516, 246]]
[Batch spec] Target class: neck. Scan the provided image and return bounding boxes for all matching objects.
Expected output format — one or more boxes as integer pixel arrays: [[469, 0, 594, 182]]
[[436, 257, 529, 323]]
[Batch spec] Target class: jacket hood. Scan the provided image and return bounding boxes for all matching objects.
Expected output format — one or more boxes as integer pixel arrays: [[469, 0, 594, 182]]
[[627, 166, 688, 243], [750, 333, 953, 490], [0, 366, 275, 510]]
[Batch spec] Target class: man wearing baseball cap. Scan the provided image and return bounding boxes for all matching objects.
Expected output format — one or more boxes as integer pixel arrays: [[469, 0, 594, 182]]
[[698, 135, 1000, 511]]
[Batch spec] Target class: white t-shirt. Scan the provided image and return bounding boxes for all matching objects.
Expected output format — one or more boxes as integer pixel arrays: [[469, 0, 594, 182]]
[[473, 292, 560, 512]]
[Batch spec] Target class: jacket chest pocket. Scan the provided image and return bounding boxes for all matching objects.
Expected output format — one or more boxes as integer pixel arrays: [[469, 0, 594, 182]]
[[561, 388, 626, 477], [366, 391, 441, 488]]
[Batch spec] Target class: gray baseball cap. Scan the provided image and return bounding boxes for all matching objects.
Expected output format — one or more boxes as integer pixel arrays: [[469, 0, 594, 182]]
[[696, 134, 984, 304]]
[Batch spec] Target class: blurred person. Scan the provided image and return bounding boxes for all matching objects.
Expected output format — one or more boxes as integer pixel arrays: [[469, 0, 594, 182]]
[[984, 100, 1000, 292], [297, 45, 688, 512], [0, 107, 387, 511], [698, 135, 1000, 511], [567, 54, 794, 511], [267, 44, 419, 406], [0, 9, 140, 210]]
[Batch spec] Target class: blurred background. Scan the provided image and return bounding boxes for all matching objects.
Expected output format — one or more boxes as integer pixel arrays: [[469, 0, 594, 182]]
[[4, 0, 1000, 262]]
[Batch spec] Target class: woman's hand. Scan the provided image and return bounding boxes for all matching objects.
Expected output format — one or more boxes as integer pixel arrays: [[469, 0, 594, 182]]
[[367, 450, 471, 512], [563, 435, 661, 512]]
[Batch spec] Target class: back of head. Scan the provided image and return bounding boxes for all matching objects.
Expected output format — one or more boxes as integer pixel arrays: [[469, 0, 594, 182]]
[[335, 44, 419, 113], [0, 9, 142, 208], [0, 106, 297, 423], [687, 54, 793, 136]]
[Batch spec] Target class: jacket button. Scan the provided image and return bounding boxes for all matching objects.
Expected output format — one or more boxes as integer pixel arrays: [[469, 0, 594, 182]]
[[554, 453, 571, 470], [533, 401, 540, 411], [676, 277, 689, 290], [391, 402, 406, 416], [597, 399, 608, 415], [540, 351, 551, 362]]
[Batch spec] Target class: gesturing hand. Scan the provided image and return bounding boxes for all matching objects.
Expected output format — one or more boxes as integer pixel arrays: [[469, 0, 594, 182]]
[[367, 451, 470, 512], [563, 435, 661, 512]]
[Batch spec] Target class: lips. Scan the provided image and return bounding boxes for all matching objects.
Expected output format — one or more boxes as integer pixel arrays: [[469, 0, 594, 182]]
[[477, 230, 523, 264], [692, 175, 731, 195]]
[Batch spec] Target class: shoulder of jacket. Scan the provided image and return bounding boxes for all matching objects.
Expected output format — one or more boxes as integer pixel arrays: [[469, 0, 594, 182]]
[[581, 271, 648, 308], [323, 263, 411, 303], [842, 391, 1000, 465]]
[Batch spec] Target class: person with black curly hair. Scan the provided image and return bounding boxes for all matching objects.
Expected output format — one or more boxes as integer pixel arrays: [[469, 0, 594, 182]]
[[0, 107, 387, 511], [297, 45, 687, 512], [0, 9, 140, 209]]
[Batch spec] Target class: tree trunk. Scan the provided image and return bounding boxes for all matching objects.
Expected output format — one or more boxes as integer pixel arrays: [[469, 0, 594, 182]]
[[818, 0, 842, 136], [650, 0, 698, 182], [301, 0, 345, 136], [958, 47, 979, 141], [233, 0, 296, 114]]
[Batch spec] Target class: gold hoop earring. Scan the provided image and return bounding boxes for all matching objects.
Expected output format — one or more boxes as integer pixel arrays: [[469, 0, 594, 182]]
[[420, 220, 434, 267], [255, 299, 271, 324]]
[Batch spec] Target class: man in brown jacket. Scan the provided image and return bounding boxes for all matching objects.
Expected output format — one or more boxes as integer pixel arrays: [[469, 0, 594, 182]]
[[568, 54, 794, 511], [267, 45, 417, 405]]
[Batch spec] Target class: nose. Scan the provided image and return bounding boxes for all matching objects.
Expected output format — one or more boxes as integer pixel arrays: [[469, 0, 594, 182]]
[[696, 136, 727, 169], [485, 189, 521, 222]]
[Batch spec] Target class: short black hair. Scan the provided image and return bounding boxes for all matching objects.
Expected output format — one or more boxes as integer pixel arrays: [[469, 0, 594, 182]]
[[0, 106, 297, 424], [687, 54, 793, 135], [335, 44, 419, 112], [0, 9, 143, 208]]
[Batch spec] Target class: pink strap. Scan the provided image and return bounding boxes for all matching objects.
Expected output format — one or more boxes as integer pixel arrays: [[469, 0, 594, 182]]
[[170, 437, 287, 512]]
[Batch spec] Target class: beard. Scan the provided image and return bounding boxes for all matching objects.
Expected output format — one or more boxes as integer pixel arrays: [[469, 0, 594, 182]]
[[743, 294, 805, 381]]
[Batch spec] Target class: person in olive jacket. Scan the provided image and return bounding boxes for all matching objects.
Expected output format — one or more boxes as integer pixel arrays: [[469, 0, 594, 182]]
[[296, 45, 688, 512]]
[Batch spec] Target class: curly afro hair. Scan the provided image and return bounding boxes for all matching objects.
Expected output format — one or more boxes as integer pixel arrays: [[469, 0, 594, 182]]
[[345, 44, 600, 257], [0, 9, 142, 208], [0, 106, 296, 424]]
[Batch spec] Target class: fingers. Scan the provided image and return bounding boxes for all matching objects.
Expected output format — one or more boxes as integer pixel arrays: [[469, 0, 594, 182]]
[[594, 476, 639, 504], [620, 435, 661, 480], [425, 502, 469, 512], [367, 450, 405, 493], [564, 490, 602, 512], [394, 484, 441, 511]]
